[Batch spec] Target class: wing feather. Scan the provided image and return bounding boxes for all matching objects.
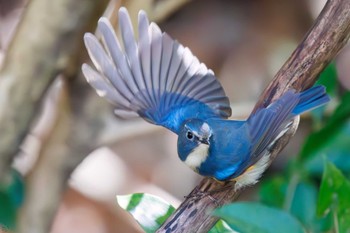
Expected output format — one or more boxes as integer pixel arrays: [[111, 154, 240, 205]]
[[96, 18, 144, 107], [160, 33, 174, 95], [82, 7, 231, 133], [97, 19, 138, 94], [82, 64, 129, 108], [247, 91, 299, 162], [150, 23, 162, 103], [138, 11, 155, 107]]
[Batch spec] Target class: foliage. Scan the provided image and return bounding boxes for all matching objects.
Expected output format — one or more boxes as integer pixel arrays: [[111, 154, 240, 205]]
[[117, 193, 233, 233], [117, 193, 175, 233], [257, 63, 350, 233], [0, 170, 25, 230], [317, 162, 350, 233], [214, 202, 305, 233]]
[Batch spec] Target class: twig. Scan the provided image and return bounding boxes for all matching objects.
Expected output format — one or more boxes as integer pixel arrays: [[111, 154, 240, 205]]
[[157, 0, 350, 232]]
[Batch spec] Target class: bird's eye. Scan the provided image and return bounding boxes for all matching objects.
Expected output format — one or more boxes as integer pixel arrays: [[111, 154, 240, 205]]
[[186, 131, 194, 140]]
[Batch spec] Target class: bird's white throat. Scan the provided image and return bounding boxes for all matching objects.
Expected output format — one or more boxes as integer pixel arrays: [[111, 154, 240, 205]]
[[184, 143, 209, 171]]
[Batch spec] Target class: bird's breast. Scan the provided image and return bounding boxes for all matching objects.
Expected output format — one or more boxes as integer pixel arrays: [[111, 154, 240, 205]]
[[184, 143, 209, 171]]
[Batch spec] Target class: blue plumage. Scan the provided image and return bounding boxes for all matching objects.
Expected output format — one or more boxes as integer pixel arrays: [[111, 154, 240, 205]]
[[82, 8, 330, 186]]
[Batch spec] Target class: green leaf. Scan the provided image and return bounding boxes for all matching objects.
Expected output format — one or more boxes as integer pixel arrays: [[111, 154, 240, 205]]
[[300, 92, 350, 161], [261, 175, 332, 232], [304, 123, 350, 176], [6, 170, 25, 208], [117, 193, 175, 233], [317, 162, 350, 233], [0, 169, 25, 229], [316, 62, 338, 97], [290, 181, 332, 232], [209, 220, 236, 233], [259, 176, 287, 208], [290, 182, 317, 225], [214, 202, 306, 233], [312, 62, 338, 122], [0, 192, 16, 230], [328, 92, 350, 124]]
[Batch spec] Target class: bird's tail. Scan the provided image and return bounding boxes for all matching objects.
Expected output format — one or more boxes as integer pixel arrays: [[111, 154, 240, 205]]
[[292, 85, 330, 115]]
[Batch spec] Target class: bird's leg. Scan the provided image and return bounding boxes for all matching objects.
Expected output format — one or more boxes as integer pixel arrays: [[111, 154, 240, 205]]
[[206, 181, 236, 195], [184, 180, 216, 201]]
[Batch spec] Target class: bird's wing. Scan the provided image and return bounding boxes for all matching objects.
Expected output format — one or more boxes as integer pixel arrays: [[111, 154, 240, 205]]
[[247, 86, 329, 162], [82, 7, 231, 133], [230, 86, 329, 184], [247, 91, 300, 163]]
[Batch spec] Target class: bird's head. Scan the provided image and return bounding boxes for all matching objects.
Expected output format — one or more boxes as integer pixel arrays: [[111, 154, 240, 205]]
[[177, 119, 212, 171]]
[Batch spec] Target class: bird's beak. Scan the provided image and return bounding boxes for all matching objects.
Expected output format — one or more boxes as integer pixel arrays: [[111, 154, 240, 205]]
[[199, 138, 209, 145]]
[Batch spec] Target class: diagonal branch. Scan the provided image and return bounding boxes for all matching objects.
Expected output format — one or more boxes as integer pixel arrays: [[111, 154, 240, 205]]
[[157, 0, 350, 232]]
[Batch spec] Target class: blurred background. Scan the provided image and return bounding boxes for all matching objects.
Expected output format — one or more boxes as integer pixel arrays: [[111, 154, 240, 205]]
[[1, 0, 349, 232]]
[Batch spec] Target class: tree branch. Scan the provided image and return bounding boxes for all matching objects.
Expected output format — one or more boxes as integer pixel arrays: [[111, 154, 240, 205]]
[[157, 0, 350, 232]]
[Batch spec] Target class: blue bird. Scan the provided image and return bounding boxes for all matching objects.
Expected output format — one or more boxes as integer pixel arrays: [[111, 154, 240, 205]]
[[82, 8, 330, 187]]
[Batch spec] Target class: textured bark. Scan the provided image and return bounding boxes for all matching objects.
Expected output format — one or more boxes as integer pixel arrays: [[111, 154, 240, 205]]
[[157, 0, 350, 232]]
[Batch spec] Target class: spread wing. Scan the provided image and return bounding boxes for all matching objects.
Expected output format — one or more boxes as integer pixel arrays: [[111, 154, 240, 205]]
[[82, 7, 231, 134]]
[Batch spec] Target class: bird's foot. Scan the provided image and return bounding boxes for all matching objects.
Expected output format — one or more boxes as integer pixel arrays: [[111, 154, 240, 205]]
[[207, 181, 236, 195]]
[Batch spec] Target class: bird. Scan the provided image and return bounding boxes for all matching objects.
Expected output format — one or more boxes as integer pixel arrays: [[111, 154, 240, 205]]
[[82, 7, 330, 187]]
